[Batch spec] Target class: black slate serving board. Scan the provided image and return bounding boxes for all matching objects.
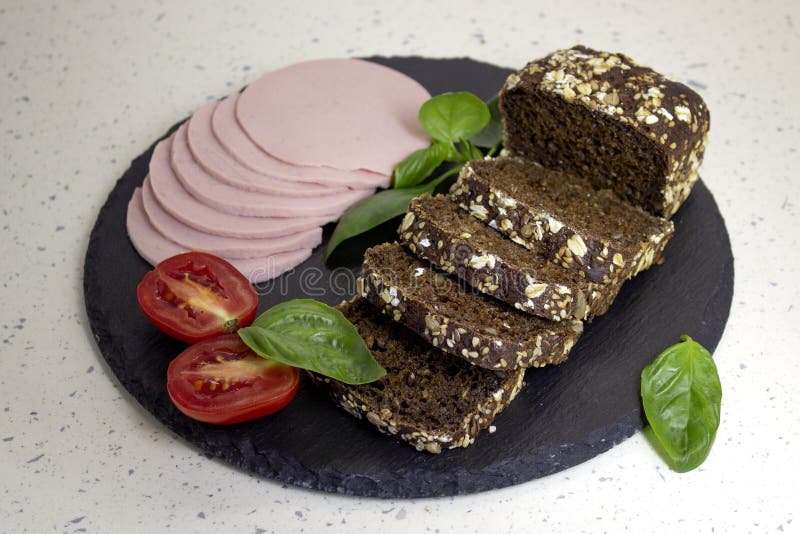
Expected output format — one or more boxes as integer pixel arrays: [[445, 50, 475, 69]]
[[83, 57, 733, 498]]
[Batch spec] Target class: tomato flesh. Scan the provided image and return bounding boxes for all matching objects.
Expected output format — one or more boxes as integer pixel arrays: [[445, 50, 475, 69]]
[[137, 252, 258, 344], [167, 334, 299, 424]]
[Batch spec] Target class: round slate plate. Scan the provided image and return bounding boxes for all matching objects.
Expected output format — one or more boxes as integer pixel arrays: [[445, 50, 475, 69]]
[[84, 57, 733, 498]]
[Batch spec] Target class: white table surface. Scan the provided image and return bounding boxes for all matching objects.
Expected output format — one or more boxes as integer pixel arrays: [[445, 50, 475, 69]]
[[2, 0, 798, 532]]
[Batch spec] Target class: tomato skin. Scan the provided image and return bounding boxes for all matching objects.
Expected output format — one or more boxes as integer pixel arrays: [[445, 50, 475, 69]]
[[167, 334, 300, 424], [137, 252, 258, 344]]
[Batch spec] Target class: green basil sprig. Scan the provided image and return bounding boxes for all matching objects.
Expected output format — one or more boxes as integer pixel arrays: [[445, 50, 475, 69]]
[[324, 91, 500, 261], [238, 299, 385, 385], [641, 335, 722, 472]]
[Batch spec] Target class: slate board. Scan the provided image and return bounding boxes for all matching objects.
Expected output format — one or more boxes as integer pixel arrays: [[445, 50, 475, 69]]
[[83, 57, 734, 498]]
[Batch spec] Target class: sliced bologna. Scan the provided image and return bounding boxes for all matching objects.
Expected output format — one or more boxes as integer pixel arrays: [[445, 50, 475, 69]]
[[236, 58, 430, 176], [147, 137, 329, 238], [212, 93, 391, 189], [187, 100, 348, 196], [141, 179, 322, 259], [171, 124, 374, 218], [127, 188, 312, 284]]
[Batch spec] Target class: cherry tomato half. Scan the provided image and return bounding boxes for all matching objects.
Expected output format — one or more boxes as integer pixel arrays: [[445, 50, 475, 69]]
[[137, 252, 258, 344], [166, 334, 300, 424]]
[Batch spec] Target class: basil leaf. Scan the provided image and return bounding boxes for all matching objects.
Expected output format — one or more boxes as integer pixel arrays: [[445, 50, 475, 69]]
[[419, 92, 491, 144], [641, 335, 722, 472], [470, 94, 503, 148], [238, 299, 385, 385], [324, 169, 458, 260], [393, 142, 449, 188]]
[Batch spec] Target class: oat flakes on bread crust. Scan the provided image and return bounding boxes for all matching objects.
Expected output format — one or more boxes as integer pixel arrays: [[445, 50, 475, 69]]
[[450, 159, 674, 285], [358, 243, 583, 370], [400, 194, 626, 321], [501, 45, 709, 218]]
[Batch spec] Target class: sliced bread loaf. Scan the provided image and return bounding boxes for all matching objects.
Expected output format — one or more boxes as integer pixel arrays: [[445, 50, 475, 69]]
[[450, 158, 674, 285], [500, 45, 709, 218], [307, 298, 526, 453], [399, 194, 624, 321], [357, 242, 584, 370]]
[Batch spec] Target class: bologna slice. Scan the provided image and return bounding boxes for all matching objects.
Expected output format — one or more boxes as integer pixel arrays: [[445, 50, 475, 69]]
[[127, 188, 313, 284], [187, 100, 348, 196], [213, 93, 391, 189], [147, 137, 329, 238], [141, 179, 322, 259], [171, 124, 374, 218], [236, 58, 430, 176]]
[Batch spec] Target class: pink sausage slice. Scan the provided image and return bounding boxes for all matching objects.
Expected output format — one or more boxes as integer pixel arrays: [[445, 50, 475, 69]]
[[171, 124, 375, 218], [127, 188, 313, 284], [236, 58, 430, 176], [212, 93, 391, 189], [187, 100, 348, 196], [147, 137, 329, 238], [141, 179, 322, 259], [127, 188, 185, 264]]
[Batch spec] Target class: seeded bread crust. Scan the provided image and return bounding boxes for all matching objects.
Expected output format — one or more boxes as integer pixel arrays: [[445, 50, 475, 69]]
[[500, 45, 709, 218], [357, 242, 584, 370], [399, 194, 623, 321], [307, 299, 526, 453], [450, 159, 674, 285]]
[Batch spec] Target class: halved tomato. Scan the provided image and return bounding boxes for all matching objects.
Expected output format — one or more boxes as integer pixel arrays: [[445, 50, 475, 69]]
[[167, 334, 300, 424], [137, 252, 258, 344]]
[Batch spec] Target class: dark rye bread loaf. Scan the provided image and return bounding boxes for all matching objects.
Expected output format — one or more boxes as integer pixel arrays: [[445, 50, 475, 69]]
[[357, 242, 584, 370], [500, 45, 710, 218], [307, 298, 525, 453], [399, 194, 624, 321], [450, 158, 674, 285]]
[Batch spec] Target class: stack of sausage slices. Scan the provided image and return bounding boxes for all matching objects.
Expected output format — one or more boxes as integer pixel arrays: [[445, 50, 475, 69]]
[[126, 59, 431, 282]]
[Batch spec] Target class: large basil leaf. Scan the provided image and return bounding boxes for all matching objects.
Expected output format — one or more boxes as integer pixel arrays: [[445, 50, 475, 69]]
[[470, 94, 503, 149], [324, 168, 459, 260], [419, 92, 491, 144], [238, 299, 385, 385], [641, 335, 722, 472], [393, 142, 449, 188]]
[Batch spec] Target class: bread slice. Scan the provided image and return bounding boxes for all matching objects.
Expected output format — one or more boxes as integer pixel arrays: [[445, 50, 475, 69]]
[[357, 242, 583, 370], [450, 158, 674, 285], [399, 194, 624, 321], [307, 298, 525, 453], [500, 45, 709, 218]]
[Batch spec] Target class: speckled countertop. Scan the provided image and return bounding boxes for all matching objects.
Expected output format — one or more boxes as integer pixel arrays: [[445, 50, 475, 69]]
[[1, 0, 798, 532]]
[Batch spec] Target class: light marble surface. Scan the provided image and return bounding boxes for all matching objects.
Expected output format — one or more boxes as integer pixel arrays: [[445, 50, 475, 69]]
[[2, 0, 799, 532]]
